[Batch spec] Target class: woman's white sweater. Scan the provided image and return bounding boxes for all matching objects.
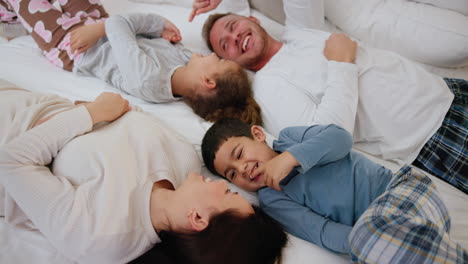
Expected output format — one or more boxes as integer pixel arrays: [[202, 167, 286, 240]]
[[0, 84, 201, 263]]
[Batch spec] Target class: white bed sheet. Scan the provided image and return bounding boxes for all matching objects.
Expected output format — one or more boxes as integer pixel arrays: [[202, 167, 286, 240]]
[[0, 0, 467, 263]]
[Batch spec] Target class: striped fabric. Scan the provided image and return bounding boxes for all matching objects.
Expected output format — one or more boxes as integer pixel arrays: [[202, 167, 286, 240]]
[[413, 78, 468, 195], [349, 166, 467, 264]]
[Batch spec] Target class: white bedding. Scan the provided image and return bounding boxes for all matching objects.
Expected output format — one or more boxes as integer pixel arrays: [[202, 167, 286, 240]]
[[0, 0, 467, 263], [326, 0, 468, 67]]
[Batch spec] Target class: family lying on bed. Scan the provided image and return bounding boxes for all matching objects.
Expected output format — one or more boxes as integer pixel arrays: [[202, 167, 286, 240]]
[[196, 2, 468, 195], [0, 83, 286, 264], [1, 0, 467, 263], [202, 119, 467, 263]]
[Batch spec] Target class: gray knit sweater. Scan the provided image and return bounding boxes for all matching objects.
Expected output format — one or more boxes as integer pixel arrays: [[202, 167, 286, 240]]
[[73, 13, 191, 103]]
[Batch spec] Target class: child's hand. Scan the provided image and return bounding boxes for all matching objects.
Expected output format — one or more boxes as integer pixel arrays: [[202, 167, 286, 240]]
[[162, 18, 182, 43], [85, 92, 131, 125], [189, 0, 222, 22], [70, 22, 105, 55], [258, 151, 299, 191]]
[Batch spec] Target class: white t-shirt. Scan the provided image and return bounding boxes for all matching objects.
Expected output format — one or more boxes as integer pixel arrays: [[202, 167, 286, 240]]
[[254, 28, 453, 164], [0, 105, 201, 263]]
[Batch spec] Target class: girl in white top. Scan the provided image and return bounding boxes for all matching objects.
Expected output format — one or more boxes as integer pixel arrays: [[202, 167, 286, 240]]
[[0, 79, 286, 264]]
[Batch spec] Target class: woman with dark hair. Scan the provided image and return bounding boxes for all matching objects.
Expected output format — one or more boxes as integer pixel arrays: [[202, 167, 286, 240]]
[[0, 79, 285, 263], [133, 206, 287, 264]]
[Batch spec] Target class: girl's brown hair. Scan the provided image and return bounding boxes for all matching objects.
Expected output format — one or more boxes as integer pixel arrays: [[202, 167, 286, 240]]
[[184, 66, 263, 126], [203, 96, 262, 126]]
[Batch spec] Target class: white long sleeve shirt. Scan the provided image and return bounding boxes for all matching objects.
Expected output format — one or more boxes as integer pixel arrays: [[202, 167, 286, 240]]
[[0, 106, 201, 263], [0, 81, 76, 221], [255, 0, 453, 164]]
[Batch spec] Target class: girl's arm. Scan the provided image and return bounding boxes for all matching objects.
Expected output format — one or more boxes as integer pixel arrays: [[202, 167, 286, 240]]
[[105, 13, 180, 102], [70, 13, 181, 54]]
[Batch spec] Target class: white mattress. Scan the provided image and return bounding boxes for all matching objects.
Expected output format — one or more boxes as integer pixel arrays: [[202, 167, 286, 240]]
[[0, 0, 467, 263]]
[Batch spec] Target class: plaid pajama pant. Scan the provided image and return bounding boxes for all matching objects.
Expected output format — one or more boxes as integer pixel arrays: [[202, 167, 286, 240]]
[[2, 0, 108, 71], [413, 78, 468, 195], [349, 166, 467, 264]]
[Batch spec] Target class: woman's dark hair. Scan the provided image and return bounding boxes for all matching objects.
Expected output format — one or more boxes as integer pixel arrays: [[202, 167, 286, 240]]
[[129, 243, 174, 264], [155, 206, 287, 264], [184, 66, 263, 126], [202, 118, 253, 177]]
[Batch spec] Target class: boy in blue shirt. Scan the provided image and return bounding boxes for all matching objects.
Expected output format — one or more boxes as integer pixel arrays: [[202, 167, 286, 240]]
[[201, 118, 467, 262]]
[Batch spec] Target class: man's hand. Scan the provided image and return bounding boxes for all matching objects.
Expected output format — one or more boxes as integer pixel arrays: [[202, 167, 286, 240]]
[[258, 151, 299, 191], [189, 0, 222, 22], [323, 33, 357, 63], [162, 18, 182, 43], [85, 92, 131, 125], [70, 22, 106, 55]]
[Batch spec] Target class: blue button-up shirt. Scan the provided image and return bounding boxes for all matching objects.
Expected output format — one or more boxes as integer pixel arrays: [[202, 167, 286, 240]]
[[258, 125, 392, 254]]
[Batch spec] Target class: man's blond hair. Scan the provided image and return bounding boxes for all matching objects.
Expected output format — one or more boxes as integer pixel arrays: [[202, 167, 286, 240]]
[[202, 13, 232, 51]]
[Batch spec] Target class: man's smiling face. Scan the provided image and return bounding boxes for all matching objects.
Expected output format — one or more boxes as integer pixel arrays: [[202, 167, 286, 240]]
[[209, 14, 268, 70]]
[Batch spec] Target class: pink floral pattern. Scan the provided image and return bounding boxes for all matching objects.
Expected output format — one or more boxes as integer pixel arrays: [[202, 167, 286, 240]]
[[7, 0, 20, 12], [34, 20, 51, 42], [0, 12, 16, 22], [8, 0, 106, 70], [56, 13, 80, 29], [0, 4, 16, 22], [86, 9, 100, 18], [28, 0, 53, 14], [83, 16, 95, 25], [89, 0, 101, 5], [57, 32, 80, 60], [43, 48, 63, 68], [74, 10, 88, 19], [18, 15, 32, 32]]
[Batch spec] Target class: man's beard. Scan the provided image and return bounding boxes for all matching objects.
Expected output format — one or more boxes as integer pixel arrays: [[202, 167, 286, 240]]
[[241, 26, 268, 71]]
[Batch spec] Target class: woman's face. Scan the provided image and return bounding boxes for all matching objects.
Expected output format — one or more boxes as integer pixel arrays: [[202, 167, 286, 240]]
[[178, 172, 254, 217]]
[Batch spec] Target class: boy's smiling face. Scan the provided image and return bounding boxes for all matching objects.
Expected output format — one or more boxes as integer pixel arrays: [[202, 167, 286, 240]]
[[213, 126, 279, 192]]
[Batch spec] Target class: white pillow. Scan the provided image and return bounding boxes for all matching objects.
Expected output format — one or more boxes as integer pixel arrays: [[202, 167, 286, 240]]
[[410, 0, 468, 16], [128, 0, 250, 17], [325, 0, 468, 67]]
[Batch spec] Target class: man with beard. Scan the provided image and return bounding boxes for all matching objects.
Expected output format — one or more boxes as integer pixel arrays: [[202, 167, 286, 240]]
[[190, 0, 468, 195]]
